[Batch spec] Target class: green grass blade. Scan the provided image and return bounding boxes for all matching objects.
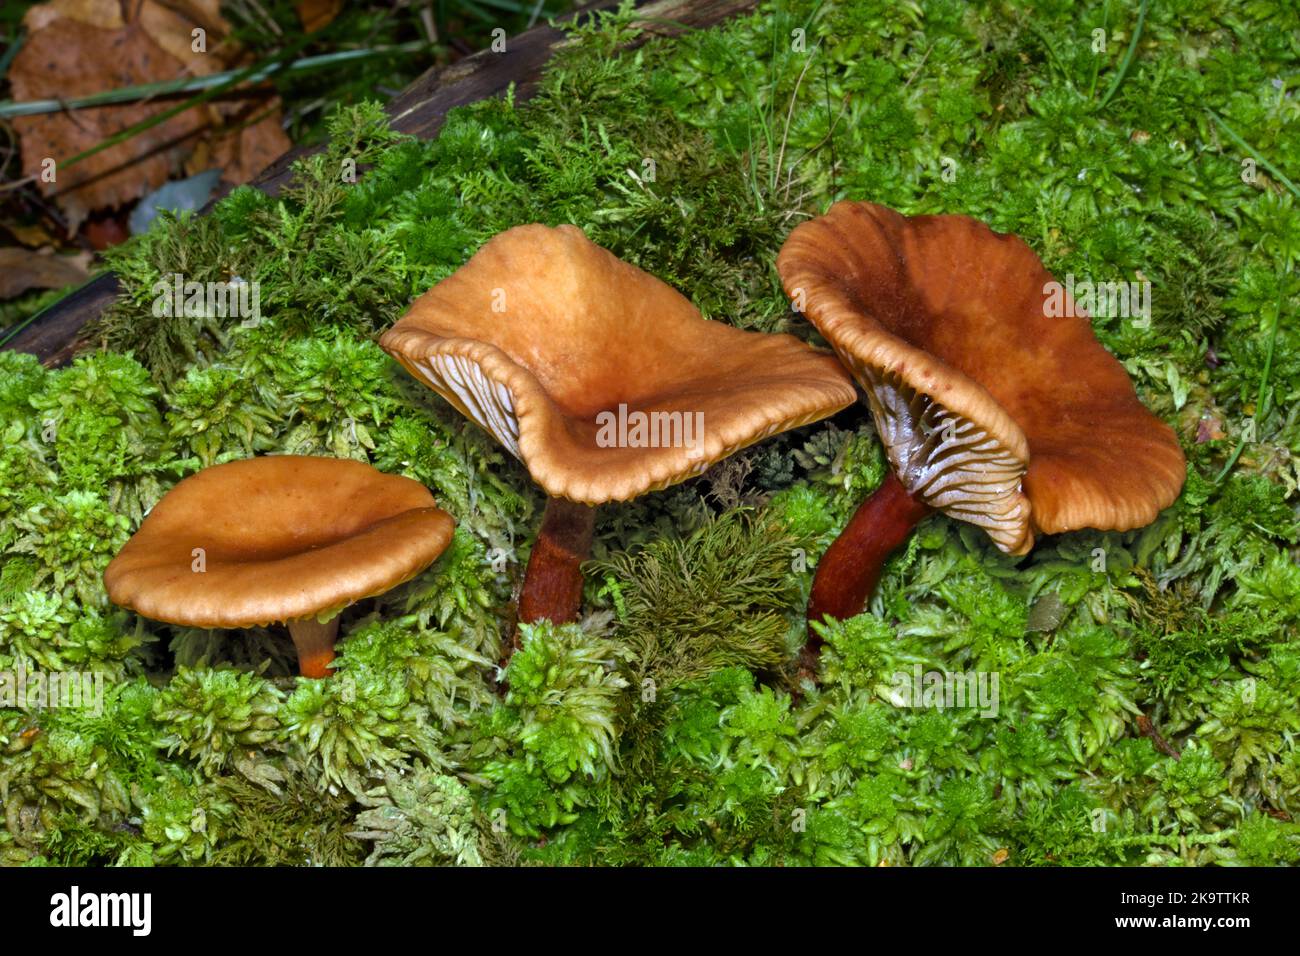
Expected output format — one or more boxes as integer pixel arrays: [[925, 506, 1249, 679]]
[[1205, 108, 1300, 202], [1096, 0, 1149, 111]]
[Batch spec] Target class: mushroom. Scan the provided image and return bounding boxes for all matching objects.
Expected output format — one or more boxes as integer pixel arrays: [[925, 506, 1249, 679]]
[[776, 201, 1186, 630], [103, 455, 455, 677], [380, 223, 856, 640]]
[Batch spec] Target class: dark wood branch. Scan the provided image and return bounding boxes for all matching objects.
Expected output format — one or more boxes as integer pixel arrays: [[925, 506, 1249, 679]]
[[3, 0, 757, 367]]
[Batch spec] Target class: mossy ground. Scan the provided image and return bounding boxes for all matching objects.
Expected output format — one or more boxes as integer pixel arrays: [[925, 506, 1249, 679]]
[[2, 0, 1299, 866]]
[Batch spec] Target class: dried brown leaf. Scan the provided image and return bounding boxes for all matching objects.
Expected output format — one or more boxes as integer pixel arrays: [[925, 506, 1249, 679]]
[[199, 98, 292, 186], [0, 247, 90, 298], [296, 0, 344, 34], [10, 19, 207, 229]]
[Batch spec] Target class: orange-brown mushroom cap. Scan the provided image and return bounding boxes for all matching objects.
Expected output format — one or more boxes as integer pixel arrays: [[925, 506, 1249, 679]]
[[104, 456, 455, 629], [379, 224, 857, 504], [777, 201, 1186, 553]]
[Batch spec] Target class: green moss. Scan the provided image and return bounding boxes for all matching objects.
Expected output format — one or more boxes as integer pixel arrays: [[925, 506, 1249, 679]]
[[0, 350, 45, 418], [591, 510, 804, 692], [351, 768, 484, 866], [137, 770, 230, 865], [335, 614, 495, 729], [9, 491, 131, 607], [477, 621, 629, 836], [282, 661, 444, 797], [1234, 812, 1300, 866], [207, 760, 362, 867], [27, 352, 178, 522], [166, 364, 279, 466], [153, 669, 284, 777]]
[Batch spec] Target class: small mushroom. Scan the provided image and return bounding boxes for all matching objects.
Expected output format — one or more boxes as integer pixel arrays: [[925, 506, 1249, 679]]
[[777, 201, 1185, 630], [103, 456, 455, 677], [380, 224, 856, 641]]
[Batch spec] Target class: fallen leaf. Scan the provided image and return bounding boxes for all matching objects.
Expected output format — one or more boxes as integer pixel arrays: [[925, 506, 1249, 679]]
[[24, 0, 230, 72], [4, 222, 57, 248], [297, 0, 344, 34], [0, 247, 91, 298], [22, 0, 123, 33], [198, 98, 292, 186], [10, 19, 208, 230], [138, 0, 231, 75]]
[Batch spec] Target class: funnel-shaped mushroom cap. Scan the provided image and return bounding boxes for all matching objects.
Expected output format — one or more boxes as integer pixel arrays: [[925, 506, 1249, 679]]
[[777, 201, 1185, 554], [104, 456, 455, 628], [380, 224, 857, 504]]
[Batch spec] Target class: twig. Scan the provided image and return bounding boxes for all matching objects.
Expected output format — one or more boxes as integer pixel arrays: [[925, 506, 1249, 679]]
[[774, 48, 817, 202], [1135, 714, 1180, 759], [901, 41, 934, 91]]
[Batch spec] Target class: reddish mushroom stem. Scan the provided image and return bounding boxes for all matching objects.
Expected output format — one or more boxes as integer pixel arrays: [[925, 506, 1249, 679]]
[[516, 496, 596, 642], [807, 470, 931, 635], [287, 616, 340, 679]]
